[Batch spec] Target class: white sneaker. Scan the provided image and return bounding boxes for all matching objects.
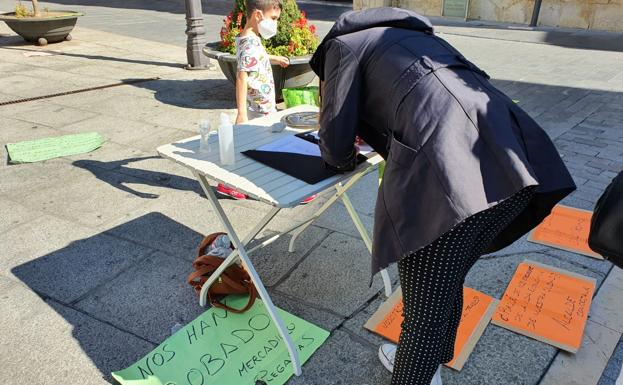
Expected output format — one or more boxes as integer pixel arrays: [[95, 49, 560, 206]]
[[378, 343, 396, 373], [378, 344, 443, 385]]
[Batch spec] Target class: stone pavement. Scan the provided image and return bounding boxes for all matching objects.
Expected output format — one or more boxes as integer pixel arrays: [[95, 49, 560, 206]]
[[1, 2, 623, 385]]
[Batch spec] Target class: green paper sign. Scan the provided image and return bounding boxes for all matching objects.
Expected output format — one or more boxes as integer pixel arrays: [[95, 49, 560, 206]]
[[6, 132, 104, 163], [112, 296, 330, 385]]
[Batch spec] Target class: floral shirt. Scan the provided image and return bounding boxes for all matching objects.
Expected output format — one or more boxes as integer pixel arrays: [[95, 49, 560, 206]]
[[236, 34, 276, 114]]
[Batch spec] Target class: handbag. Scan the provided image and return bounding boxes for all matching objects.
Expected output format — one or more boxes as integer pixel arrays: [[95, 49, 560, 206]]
[[588, 170, 623, 268], [187, 232, 257, 313]]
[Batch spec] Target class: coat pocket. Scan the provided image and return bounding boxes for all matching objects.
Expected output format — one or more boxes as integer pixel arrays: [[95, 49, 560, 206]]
[[386, 135, 421, 168]]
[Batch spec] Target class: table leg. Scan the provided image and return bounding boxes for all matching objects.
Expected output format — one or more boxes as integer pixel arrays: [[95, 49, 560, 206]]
[[194, 172, 303, 376], [339, 186, 393, 298], [288, 167, 371, 253]]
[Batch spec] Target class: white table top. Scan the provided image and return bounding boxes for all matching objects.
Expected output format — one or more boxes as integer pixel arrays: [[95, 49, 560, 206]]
[[157, 105, 382, 208]]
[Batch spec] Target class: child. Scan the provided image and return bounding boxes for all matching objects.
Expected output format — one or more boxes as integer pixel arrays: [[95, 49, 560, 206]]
[[218, 0, 315, 204], [235, 0, 288, 124], [218, 0, 287, 200]]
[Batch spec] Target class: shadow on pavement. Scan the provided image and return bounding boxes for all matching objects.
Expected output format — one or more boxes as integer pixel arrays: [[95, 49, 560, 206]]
[[125, 77, 237, 109], [10, 212, 208, 381], [71, 158, 246, 201]]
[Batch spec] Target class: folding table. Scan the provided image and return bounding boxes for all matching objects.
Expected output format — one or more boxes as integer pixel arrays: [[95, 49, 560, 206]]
[[157, 105, 392, 376]]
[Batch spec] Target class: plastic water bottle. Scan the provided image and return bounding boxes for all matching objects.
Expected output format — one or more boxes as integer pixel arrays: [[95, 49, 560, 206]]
[[218, 113, 235, 165], [198, 119, 212, 153]]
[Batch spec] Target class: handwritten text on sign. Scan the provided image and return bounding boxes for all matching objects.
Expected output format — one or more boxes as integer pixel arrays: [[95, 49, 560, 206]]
[[529, 205, 602, 259], [492, 260, 596, 353], [112, 295, 329, 385], [365, 287, 496, 370]]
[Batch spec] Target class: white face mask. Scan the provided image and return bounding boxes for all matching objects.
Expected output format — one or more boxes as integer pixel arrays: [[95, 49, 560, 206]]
[[258, 12, 278, 40]]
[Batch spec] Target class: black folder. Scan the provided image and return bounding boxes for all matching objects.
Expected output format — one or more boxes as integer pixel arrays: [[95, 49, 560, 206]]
[[242, 133, 366, 185], [242, 150, 337, 184]]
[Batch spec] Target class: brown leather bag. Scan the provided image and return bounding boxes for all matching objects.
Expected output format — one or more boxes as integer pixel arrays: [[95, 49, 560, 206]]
[[187, 232, 257, 313]]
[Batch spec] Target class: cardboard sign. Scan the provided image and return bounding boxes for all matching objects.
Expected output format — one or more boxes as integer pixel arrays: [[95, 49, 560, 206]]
[[492, 260, 596, 353], [112, 295, 329, 385], [364, 286, 497, 370], [528, 205, 602, 259]]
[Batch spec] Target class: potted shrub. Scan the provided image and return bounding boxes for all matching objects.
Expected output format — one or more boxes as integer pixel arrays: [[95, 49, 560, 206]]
[[0, 0, 83, 45], [203, 0, 319, 99]]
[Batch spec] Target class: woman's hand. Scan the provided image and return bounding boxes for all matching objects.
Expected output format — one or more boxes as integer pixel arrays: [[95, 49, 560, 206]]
[[270, 55, 290, 68]]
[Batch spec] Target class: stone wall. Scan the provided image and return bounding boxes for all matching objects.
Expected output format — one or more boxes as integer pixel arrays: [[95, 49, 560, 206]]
[[354, 0, 623, 32]]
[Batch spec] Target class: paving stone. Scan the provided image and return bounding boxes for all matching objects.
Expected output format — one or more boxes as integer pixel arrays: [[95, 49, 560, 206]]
[[102, 149, 199, 190], [268, 290, 344, 332], [248, 225, 331, 287], [540, 321, 620, 385], [342, 296, 392, 347], [3, 214, 153, 303], [22, 167, 166, 228], [0, 197, 39, 235], [100, 191, 267, 260], [442, 325, 557, 385], [0, 158, 84, 198], [0, 116, 62, 144], [465, 252, 607, 300], [277, 232, 389, 318], [601, 345, 623, 383], [0, 276, 155, 385], [56, 113, 173, 149], [75, 251, 206, 344], [3, 104, 98, 129], [287, 330, 391, 385], [539, 248, 613, 278], [64, 140, 148, 170], [589, 276, 623, 334]]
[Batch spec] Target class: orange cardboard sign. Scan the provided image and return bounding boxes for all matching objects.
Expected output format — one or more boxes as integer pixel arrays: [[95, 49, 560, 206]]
[[492, 260, 596, 353], [528, 205, 602, 259], [364, 287, 498, 370]]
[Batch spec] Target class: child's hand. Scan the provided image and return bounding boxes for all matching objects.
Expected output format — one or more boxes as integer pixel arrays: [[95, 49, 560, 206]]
[[273, 56, 290, 68], [236, 113, 248, 124]]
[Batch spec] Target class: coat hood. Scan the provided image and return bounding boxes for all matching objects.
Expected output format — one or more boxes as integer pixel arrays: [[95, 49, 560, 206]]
[[310, 7, 434, 80]]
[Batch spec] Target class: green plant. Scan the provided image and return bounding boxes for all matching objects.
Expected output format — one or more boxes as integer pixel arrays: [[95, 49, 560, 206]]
[[14, 0, 41, 17], [218, 0, 318, 57]]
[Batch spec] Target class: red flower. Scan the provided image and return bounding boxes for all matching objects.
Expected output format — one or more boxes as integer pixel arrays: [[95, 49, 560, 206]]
[[310, 24, 316, 34]]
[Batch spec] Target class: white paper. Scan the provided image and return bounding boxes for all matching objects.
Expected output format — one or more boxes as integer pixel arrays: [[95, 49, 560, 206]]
[[256, 135, 321, 157], [307, 131, 374, 155]]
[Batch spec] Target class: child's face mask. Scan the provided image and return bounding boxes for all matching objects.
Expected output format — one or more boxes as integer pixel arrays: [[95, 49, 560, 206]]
[[258, 11, 278, 40]]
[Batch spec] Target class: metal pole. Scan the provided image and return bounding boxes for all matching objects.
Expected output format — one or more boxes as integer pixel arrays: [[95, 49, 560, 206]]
[[184, 0, 210, 70], [530, 0, 543, 27]]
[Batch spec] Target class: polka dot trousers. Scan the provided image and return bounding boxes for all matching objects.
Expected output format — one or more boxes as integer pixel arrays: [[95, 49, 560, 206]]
[[391, 187, 535, 385]]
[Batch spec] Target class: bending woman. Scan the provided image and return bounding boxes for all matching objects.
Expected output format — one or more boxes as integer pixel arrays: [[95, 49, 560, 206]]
[[310, 8, 575, 385]]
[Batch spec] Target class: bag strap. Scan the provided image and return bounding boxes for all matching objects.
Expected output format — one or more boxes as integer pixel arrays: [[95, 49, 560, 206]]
[[209, 284, 258, 313]]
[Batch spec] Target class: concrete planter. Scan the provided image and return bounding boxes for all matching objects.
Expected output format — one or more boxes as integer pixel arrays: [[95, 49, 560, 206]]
[[203, 42, 316, 99], [0, 11, 83, 45]]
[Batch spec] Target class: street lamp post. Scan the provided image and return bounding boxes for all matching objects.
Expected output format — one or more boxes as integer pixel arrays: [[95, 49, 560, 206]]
[[185, 0, 211, 70], [530, 0, 543, 27]]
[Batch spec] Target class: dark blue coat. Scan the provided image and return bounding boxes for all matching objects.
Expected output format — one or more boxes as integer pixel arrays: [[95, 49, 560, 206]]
[[310, 8, 576, 279]]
